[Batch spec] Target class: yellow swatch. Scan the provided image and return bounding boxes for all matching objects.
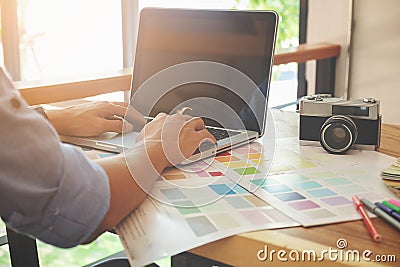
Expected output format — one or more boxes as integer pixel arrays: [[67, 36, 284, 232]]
[[163, 173, 187, 180], [224, 161, 251, 168], [215, 156, 240, 162], [246, 153, 261, 159]]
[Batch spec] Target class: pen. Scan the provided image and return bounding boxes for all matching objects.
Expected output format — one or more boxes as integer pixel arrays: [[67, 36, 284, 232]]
[[361, 198, 400, 232], [375, 202, 400, 222], [389, 199, 400, 208], [352, 195, 381, 242], [382, 200, 400, 214]]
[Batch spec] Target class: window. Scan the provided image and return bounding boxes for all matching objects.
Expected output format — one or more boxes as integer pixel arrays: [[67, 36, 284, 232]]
[[1, 0, 123, 81], [238, 0, 300, 109]]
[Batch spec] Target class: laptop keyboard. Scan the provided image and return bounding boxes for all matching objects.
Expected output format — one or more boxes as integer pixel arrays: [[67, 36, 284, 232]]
[[192, 128, 241, 155], [206, 127, 240, 141]]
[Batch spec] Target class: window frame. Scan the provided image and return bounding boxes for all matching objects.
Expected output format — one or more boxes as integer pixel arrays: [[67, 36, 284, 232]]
[[0, 0, 21, 80], [1, 0, 132, 82]]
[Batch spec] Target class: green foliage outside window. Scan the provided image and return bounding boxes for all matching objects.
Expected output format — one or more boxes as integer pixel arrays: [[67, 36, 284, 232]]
[[235, 0, 300, 49]]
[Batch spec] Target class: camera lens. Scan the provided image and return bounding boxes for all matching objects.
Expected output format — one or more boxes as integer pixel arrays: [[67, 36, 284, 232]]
[[320, 115, 358, 154]]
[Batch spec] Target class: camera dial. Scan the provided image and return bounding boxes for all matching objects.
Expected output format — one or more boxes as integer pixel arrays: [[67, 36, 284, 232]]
[[320, 115, 358, 154], [363, 98, 376, 103]]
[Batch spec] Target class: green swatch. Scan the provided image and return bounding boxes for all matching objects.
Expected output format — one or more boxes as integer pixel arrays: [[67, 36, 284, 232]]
[[234, 167, 260, 175]]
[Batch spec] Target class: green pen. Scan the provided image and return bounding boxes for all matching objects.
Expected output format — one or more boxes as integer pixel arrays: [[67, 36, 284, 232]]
[[382, 201, 400, 214], [361, 198, 400, 232]]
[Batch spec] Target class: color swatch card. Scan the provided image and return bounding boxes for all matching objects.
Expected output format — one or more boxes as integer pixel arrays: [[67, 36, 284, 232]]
[[116, 175, 298, 266], [381, 158, 400, 180], [74, 137, 397, 266], [75, 144, 298, 266], [210, 138, 396, 226], [155, 160, 229, 188], [76, 140, 396, 228]]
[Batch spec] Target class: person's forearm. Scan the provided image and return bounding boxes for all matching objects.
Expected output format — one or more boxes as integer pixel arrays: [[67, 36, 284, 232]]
[[85, 142, 169, 242]]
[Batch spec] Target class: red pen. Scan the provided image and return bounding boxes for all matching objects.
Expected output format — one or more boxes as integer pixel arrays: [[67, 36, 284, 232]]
[[352, 195, 381, 242]]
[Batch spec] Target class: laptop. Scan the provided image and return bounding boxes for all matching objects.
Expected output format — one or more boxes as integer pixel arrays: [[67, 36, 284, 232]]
[[61, 8, 278, 161]]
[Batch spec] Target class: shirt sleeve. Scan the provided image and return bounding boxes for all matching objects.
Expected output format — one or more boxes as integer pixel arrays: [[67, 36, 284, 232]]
[[0, 68, 110, 248]]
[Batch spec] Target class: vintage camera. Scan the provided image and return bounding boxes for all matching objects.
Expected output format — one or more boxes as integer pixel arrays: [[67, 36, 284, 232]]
[[299, 94, 381, 154]]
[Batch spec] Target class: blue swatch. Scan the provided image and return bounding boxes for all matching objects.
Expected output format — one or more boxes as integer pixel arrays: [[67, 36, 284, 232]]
[[231, 184, 249, 194], [274, 192, 305, 202], [262, 184, 292, 194], [294, 181, 323, 190], [251, 178, 279, 186], [250, 179, 265, 186], [307, 188, 337, 198], [209, 184, 236, 195]]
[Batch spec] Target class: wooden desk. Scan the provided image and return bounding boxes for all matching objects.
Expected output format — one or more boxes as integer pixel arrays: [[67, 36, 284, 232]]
[[185, 109, 399, 267], [11, 42, 397, 266]]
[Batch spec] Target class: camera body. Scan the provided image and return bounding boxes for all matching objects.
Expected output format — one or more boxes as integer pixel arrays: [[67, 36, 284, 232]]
[[299, 95, 381, 154]]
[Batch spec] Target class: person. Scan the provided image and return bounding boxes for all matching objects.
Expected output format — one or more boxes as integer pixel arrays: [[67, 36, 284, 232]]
[[0, 67, 216, 248]]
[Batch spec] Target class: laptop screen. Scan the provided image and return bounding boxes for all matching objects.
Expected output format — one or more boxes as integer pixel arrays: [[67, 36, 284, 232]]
[[130, 8, 277, 135]]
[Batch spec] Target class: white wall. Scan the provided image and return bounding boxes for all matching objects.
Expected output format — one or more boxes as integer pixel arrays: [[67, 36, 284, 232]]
[[306, 0, 352, 98], [349, 0, 400, 124], [308, 0, 400, 124]]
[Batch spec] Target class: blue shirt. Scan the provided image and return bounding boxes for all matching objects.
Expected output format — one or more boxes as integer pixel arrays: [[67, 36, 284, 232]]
[[0, 68, 110, 248]]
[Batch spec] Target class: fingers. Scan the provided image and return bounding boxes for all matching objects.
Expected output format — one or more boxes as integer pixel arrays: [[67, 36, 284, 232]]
[[102, 119, 133, 133], [106, 102, 148, 131], [186, 117, 206, 131], [196, 128, 217, 144], [103, 103, 129, 118], [92, 101, 133, 119], [178, 116, 217, 143], [153, 112, 168, 122], [184, 117, 216, 144], [110, 101, 129, 107]]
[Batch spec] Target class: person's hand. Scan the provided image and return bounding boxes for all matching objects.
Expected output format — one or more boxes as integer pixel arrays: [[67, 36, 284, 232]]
[[87, 113, 216, 239], [45, 101, 146, 137], [136, 113, 217, 166]]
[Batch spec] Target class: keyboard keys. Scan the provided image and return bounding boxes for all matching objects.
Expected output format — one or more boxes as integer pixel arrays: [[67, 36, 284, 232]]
[[192, 128, 241, 155], [206, 127, 240, 140]]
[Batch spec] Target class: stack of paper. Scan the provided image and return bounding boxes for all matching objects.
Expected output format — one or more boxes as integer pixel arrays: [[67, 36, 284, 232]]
[[381, 158, 400, 198], [381, 158, 400, 180]]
